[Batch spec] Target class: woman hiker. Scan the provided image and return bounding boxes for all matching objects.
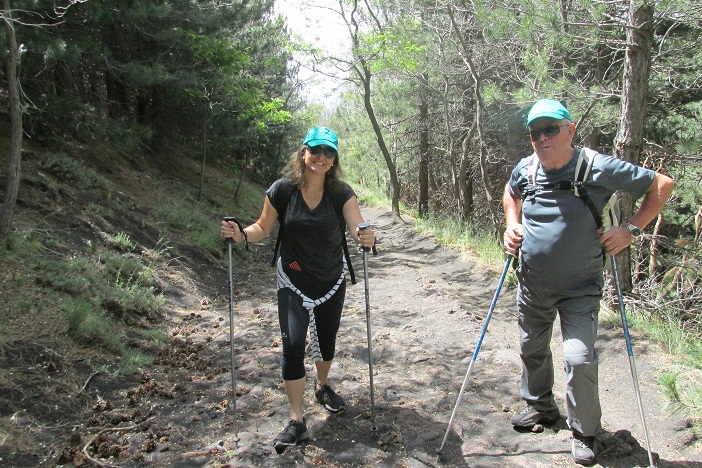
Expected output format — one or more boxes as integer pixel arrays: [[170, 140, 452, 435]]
[[221, 126, 376, 454]]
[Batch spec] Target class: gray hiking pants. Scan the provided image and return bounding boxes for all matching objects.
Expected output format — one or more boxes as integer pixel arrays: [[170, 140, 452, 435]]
[[516, 281, 603, 437]]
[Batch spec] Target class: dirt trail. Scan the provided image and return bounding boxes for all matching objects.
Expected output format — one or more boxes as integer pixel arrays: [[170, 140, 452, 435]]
[[5, 204, 701, 467], [175, 204, 701, 467]]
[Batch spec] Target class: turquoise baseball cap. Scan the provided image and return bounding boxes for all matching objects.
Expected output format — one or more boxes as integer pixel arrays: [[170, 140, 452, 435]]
[[526, 99, 572, 127], [302, 126, 338, 152]]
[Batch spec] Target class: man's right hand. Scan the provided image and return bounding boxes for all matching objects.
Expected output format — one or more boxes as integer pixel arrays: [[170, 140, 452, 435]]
[[503, 223, 523, 256]]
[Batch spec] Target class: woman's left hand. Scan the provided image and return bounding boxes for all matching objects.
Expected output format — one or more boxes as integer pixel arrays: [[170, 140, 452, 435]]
[[356, 226, 376, 248]]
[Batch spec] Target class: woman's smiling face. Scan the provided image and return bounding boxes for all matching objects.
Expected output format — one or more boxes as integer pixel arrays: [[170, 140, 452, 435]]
[[304, 145, 336, 173]]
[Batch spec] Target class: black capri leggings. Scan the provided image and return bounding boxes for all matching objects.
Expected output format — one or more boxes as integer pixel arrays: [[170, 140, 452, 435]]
[[277, 281, 346, 381]]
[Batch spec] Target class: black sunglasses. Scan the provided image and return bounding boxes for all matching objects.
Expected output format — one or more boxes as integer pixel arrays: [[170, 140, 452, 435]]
[[307, 145, 337, 159], [528, 123, 570, 142]]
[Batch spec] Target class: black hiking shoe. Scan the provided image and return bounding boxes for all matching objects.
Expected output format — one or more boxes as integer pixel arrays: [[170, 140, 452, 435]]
[[510, 404, 560, 427], [572, 432, 597, 465], [315, 384, 346, 413], [273, 418, 309, 454]]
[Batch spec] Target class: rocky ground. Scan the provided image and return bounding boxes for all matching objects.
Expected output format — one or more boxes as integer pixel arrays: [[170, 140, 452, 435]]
[[2, 203, 702, 467]]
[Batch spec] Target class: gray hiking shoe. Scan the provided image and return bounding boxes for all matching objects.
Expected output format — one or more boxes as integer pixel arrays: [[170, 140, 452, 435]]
[[572, 432, 597, 465], [510, 404, 560, 427], [273, 418, 309, 454], [315, 384, 346, 413]]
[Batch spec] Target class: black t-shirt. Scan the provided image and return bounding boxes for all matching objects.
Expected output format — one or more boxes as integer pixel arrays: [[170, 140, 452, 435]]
[[267, 178, 355, 298]]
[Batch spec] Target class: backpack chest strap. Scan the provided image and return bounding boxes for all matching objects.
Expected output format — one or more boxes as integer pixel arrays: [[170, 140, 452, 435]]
[[521, 148, 603, 231], [522, 180, 582, 200]]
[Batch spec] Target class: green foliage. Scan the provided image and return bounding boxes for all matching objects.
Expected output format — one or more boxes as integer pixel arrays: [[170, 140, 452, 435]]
[[101, 251, 155, 287], [187, 32, 251, 72], [62, 298, 123, 356], [86, 202, 115, 220], [42, 37, 82, 66], [365, 31, 426, 73], [38, 154, 110, 190], [352, 183, 387, 208], [414, 214, 504, 265], [151, 198, 224, 253], [93, 119, 154, 152], [662, 172, 702, 241], [63, 297, 113, 344], [0, 230, 43, 259], [137, 329, 169, 350], [40, 257, 96, 296], [23, 227, 167, 375], [611, 304, 702, 419], [38, 250, 163, 320], [14, 0, 295, 165], [251, 98, 292, 126], [108, 233, 138, 252], [118, 348, 155, 376], [659, 370, 702, 416]]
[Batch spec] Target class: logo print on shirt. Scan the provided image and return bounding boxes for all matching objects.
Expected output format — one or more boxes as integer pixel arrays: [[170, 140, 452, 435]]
[[289, 261, 302, 272]]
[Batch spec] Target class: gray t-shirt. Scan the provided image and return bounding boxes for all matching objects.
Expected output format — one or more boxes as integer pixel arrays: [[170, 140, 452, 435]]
[[267, 178, 355, 297], [507, 147, 655, 292]]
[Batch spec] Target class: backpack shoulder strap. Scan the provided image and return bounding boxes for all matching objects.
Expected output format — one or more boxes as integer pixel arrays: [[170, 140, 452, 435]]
[[573, 147, 603, 230], [520, 154, 540, 202], [527, 153, 538, 186], [271, 180, 296, 266], [333, 188, 356, 285], [574, 147, 598, 195]]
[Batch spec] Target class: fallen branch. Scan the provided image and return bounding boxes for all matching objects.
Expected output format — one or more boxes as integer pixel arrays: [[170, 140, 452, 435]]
[[77, 371, 100, 396]]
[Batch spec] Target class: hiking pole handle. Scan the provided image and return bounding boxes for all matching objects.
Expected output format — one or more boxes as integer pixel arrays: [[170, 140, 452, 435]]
[[357, 222, 377, 255], [223, 216, 248, 250]]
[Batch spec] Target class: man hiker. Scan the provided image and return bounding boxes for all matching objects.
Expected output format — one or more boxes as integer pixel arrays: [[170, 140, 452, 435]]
[[502, 99, 675, 465]]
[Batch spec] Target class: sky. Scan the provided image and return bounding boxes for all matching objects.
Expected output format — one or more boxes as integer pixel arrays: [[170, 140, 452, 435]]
[[273, 0, 350, 106]]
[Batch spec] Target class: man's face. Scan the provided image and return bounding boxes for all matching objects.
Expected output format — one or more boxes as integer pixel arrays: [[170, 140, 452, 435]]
[[528, 118, 575, 167]]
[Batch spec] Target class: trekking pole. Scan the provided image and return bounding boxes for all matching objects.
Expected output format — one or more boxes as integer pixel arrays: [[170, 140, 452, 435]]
[[437, 255, 513, 456], [223, 216, 246, 442], [611, 255, 655, 467], [358, 222, 378, 432]]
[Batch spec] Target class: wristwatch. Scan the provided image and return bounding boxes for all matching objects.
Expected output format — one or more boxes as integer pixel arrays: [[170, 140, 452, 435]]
[[626, 221, 642, 238]]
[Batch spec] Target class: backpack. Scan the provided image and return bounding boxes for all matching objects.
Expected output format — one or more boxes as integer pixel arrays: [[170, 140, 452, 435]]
[[523, 147, 620, 268], [271, 180, 357, 284]]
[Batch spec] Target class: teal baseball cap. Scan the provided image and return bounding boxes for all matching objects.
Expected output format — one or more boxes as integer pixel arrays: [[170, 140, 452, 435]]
[[302, 126, 338, 152], [526, 99, 572, 127]]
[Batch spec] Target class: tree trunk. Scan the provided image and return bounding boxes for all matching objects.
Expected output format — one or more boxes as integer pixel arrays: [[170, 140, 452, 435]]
[[418, 73, 429, 217], [361, 73, 402, 221], [446, 5, 500, 234], [613, 0, 654, 292], [198, 118, 207, 201], [455, 122, 473, 220], [343, 0, 402, 222], [1, 0, 24, 243]]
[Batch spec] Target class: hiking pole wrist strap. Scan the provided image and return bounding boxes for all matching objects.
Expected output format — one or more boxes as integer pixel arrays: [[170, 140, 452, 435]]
[[360, 239, 378, 256]]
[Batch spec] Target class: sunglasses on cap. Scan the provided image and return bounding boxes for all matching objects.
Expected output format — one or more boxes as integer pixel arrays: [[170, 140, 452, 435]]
[[528, 123, 570, 142], [306, 145, 337, 159]]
